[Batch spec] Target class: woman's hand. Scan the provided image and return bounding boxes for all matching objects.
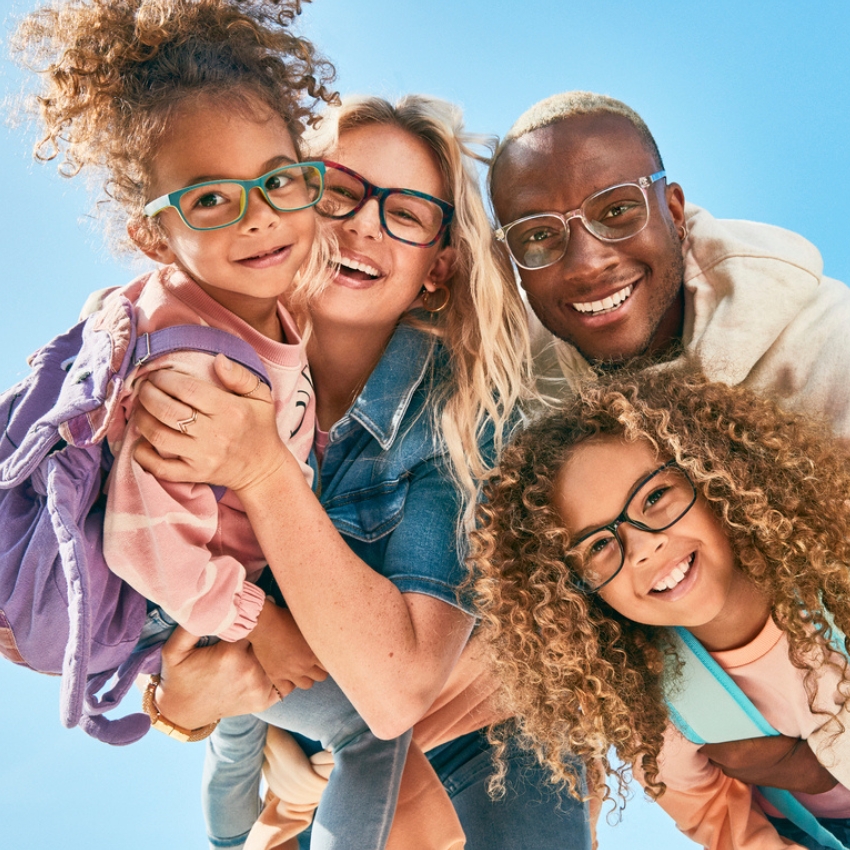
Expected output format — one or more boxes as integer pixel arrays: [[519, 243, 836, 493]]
[[154, 626, 279, 730], [132, 354, 287, 492]]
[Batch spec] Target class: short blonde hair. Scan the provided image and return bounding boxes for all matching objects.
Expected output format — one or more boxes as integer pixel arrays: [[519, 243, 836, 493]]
[[492, 90, 663, 178]]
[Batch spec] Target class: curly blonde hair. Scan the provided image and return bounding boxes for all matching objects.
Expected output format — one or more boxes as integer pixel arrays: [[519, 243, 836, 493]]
[[305, 94, 534, 526], [10, 0, 337, 294], [469, 361, 850, 803]]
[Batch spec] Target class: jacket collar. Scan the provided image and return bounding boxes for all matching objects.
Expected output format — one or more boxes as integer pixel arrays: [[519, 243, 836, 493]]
[[339, 322, 438, 451]]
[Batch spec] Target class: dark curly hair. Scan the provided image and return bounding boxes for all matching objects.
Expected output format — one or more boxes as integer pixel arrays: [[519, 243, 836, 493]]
[[469, 360, 850, 804], [10, 0, 337, 251]]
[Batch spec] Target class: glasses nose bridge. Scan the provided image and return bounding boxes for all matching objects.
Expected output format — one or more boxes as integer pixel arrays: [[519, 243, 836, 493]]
[[560, 204, 603, 243], [242, 180, 279, 218]]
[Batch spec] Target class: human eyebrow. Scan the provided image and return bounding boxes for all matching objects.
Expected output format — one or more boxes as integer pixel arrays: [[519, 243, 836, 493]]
[[179, 156, 299, 189], [568, 463, 662, 541]]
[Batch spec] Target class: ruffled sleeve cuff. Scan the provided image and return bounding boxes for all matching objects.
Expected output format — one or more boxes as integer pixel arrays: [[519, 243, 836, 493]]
[[218, 580, 267, 642]]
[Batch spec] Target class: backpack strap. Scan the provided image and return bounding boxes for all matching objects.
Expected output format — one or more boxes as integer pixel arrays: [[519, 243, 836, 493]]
[[665, 626, 850, 850], [132, 325, 272, 389]]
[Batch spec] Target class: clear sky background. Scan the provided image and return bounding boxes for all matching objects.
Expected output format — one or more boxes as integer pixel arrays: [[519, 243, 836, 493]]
[[0, 1, 848, 848]]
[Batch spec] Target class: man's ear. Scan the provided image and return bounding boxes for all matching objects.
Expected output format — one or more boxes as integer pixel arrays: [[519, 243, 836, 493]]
[[127, 218, 176, 265], [424, 246, 458, 290], [665, 182, 686, 231]]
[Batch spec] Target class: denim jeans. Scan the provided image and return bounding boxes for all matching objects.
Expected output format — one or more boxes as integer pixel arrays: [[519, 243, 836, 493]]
[[427, 730, 591, 850], [769, 815, 850, 850], [292, 729, 591, 850], [204, 676, 410, 850]]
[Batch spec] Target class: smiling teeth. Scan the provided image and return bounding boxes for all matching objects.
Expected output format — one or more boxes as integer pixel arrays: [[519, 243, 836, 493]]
[[572, 284, 633, 315], [653, 554, 694, 592], [333, 256, 381, 277]]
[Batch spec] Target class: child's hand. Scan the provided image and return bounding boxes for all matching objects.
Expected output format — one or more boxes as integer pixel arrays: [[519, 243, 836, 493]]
[[700, 735, 838, 794], [248, 600, 328, 699]]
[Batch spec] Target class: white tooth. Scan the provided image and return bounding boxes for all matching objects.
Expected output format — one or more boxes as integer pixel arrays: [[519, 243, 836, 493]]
[[333, 256, 380, 277], [671, 567, 685, 581], [571, 284, 634, 314]]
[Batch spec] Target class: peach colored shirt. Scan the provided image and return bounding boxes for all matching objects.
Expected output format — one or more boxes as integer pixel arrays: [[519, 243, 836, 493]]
[[654, 616, 850, 849]]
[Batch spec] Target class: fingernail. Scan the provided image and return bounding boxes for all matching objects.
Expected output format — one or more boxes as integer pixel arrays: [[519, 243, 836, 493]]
[[220, 355, 232, 371]]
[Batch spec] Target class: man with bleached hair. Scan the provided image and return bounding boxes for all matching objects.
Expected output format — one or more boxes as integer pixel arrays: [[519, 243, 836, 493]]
[[490, 91, 850, 434]]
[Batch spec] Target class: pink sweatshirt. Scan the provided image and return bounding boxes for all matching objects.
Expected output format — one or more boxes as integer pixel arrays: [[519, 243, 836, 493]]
[[102, 267, 315, 641], [654, 616, 850, 849]]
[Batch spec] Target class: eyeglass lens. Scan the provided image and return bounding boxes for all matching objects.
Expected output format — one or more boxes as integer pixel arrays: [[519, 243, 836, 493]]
[[506, 183, 651, 269], [317, 166, 446, 245], [178, 165, 323, 229], [571, 465, 695, 591]]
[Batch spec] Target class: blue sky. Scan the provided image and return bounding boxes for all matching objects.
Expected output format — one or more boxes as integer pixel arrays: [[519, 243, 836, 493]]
[[1, 1, 848, 847]]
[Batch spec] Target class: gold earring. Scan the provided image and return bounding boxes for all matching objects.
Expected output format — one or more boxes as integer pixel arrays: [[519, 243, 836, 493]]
[[677, 223, 689, 242], [421, 284, 451, 313]]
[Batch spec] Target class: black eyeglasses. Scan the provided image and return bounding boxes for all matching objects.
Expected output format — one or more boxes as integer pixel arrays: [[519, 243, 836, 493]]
[[317, 161, 454, 247], [568, 460, 697, 593]]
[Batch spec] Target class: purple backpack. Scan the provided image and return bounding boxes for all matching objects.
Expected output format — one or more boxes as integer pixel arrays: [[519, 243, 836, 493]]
[[0, 294, 270, 745]]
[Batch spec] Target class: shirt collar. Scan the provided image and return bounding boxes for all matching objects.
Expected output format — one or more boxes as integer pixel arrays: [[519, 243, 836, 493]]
[[344, 322, 439, 451]]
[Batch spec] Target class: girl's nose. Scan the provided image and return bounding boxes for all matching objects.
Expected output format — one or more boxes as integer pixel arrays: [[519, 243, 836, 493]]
[[618, 522, 667, 566], [241, 186, 281, 230]]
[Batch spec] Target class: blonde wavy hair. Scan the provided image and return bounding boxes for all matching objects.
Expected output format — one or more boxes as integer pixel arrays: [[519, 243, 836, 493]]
[[469, 361, 850, 802], [306, 94, 534, 524], [10, 0, 338, 306]]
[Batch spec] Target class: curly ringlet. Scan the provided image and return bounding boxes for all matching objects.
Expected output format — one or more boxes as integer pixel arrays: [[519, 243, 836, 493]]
[[10, 0, 338, 303], [469, 360, 850, 803]]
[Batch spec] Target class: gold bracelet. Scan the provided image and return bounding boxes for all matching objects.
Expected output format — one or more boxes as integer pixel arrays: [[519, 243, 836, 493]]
[[142, 674, 220, 742]]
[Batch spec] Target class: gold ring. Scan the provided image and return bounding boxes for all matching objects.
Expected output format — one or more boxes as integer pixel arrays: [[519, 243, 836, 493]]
[[176, 408, 198, 434], [240, 374, 263, 398]]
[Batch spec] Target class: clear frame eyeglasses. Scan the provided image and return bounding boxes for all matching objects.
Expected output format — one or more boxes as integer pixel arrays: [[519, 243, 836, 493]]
[[568, 459, 697, 593], [317, 161, 455, 248], [143, 162, 326, 231], [494, 170, 666, 270]]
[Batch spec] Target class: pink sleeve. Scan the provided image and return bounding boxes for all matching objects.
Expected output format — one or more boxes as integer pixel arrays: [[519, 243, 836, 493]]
[[645, 725, 804, 850], [103, 428, 266, 640], [102, 350, 267, 642]]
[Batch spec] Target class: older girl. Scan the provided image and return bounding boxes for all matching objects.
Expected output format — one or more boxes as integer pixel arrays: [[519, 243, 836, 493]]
[[471, 363, 850, 850]]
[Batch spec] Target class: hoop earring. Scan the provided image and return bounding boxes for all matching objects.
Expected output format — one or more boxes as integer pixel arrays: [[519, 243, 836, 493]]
[[421, 284, 451, 313], [677, 223, 689, 242]]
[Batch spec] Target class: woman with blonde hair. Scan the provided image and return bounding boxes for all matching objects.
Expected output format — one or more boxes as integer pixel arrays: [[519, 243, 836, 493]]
[[132, 94, 591, 849]]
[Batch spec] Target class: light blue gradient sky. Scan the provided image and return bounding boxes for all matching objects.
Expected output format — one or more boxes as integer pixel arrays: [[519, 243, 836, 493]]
[[1, 1, 848, 848]]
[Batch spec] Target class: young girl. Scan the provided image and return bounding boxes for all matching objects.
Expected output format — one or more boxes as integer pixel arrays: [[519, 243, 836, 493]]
[[470, 362, 850, 850], [12, 2, 421, 849]]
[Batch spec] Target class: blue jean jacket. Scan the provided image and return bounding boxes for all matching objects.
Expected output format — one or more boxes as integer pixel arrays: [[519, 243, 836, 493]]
[[315, 321, 469, 610], [205, 321, 590, 850]]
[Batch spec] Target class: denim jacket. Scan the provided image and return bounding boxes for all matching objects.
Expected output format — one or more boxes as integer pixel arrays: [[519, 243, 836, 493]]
[[314, 321, 470, 611]]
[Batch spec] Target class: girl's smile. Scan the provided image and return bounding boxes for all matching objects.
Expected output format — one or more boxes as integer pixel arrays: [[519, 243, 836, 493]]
[[138, 96, 317, 339], [553, 436, 769, 650]]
